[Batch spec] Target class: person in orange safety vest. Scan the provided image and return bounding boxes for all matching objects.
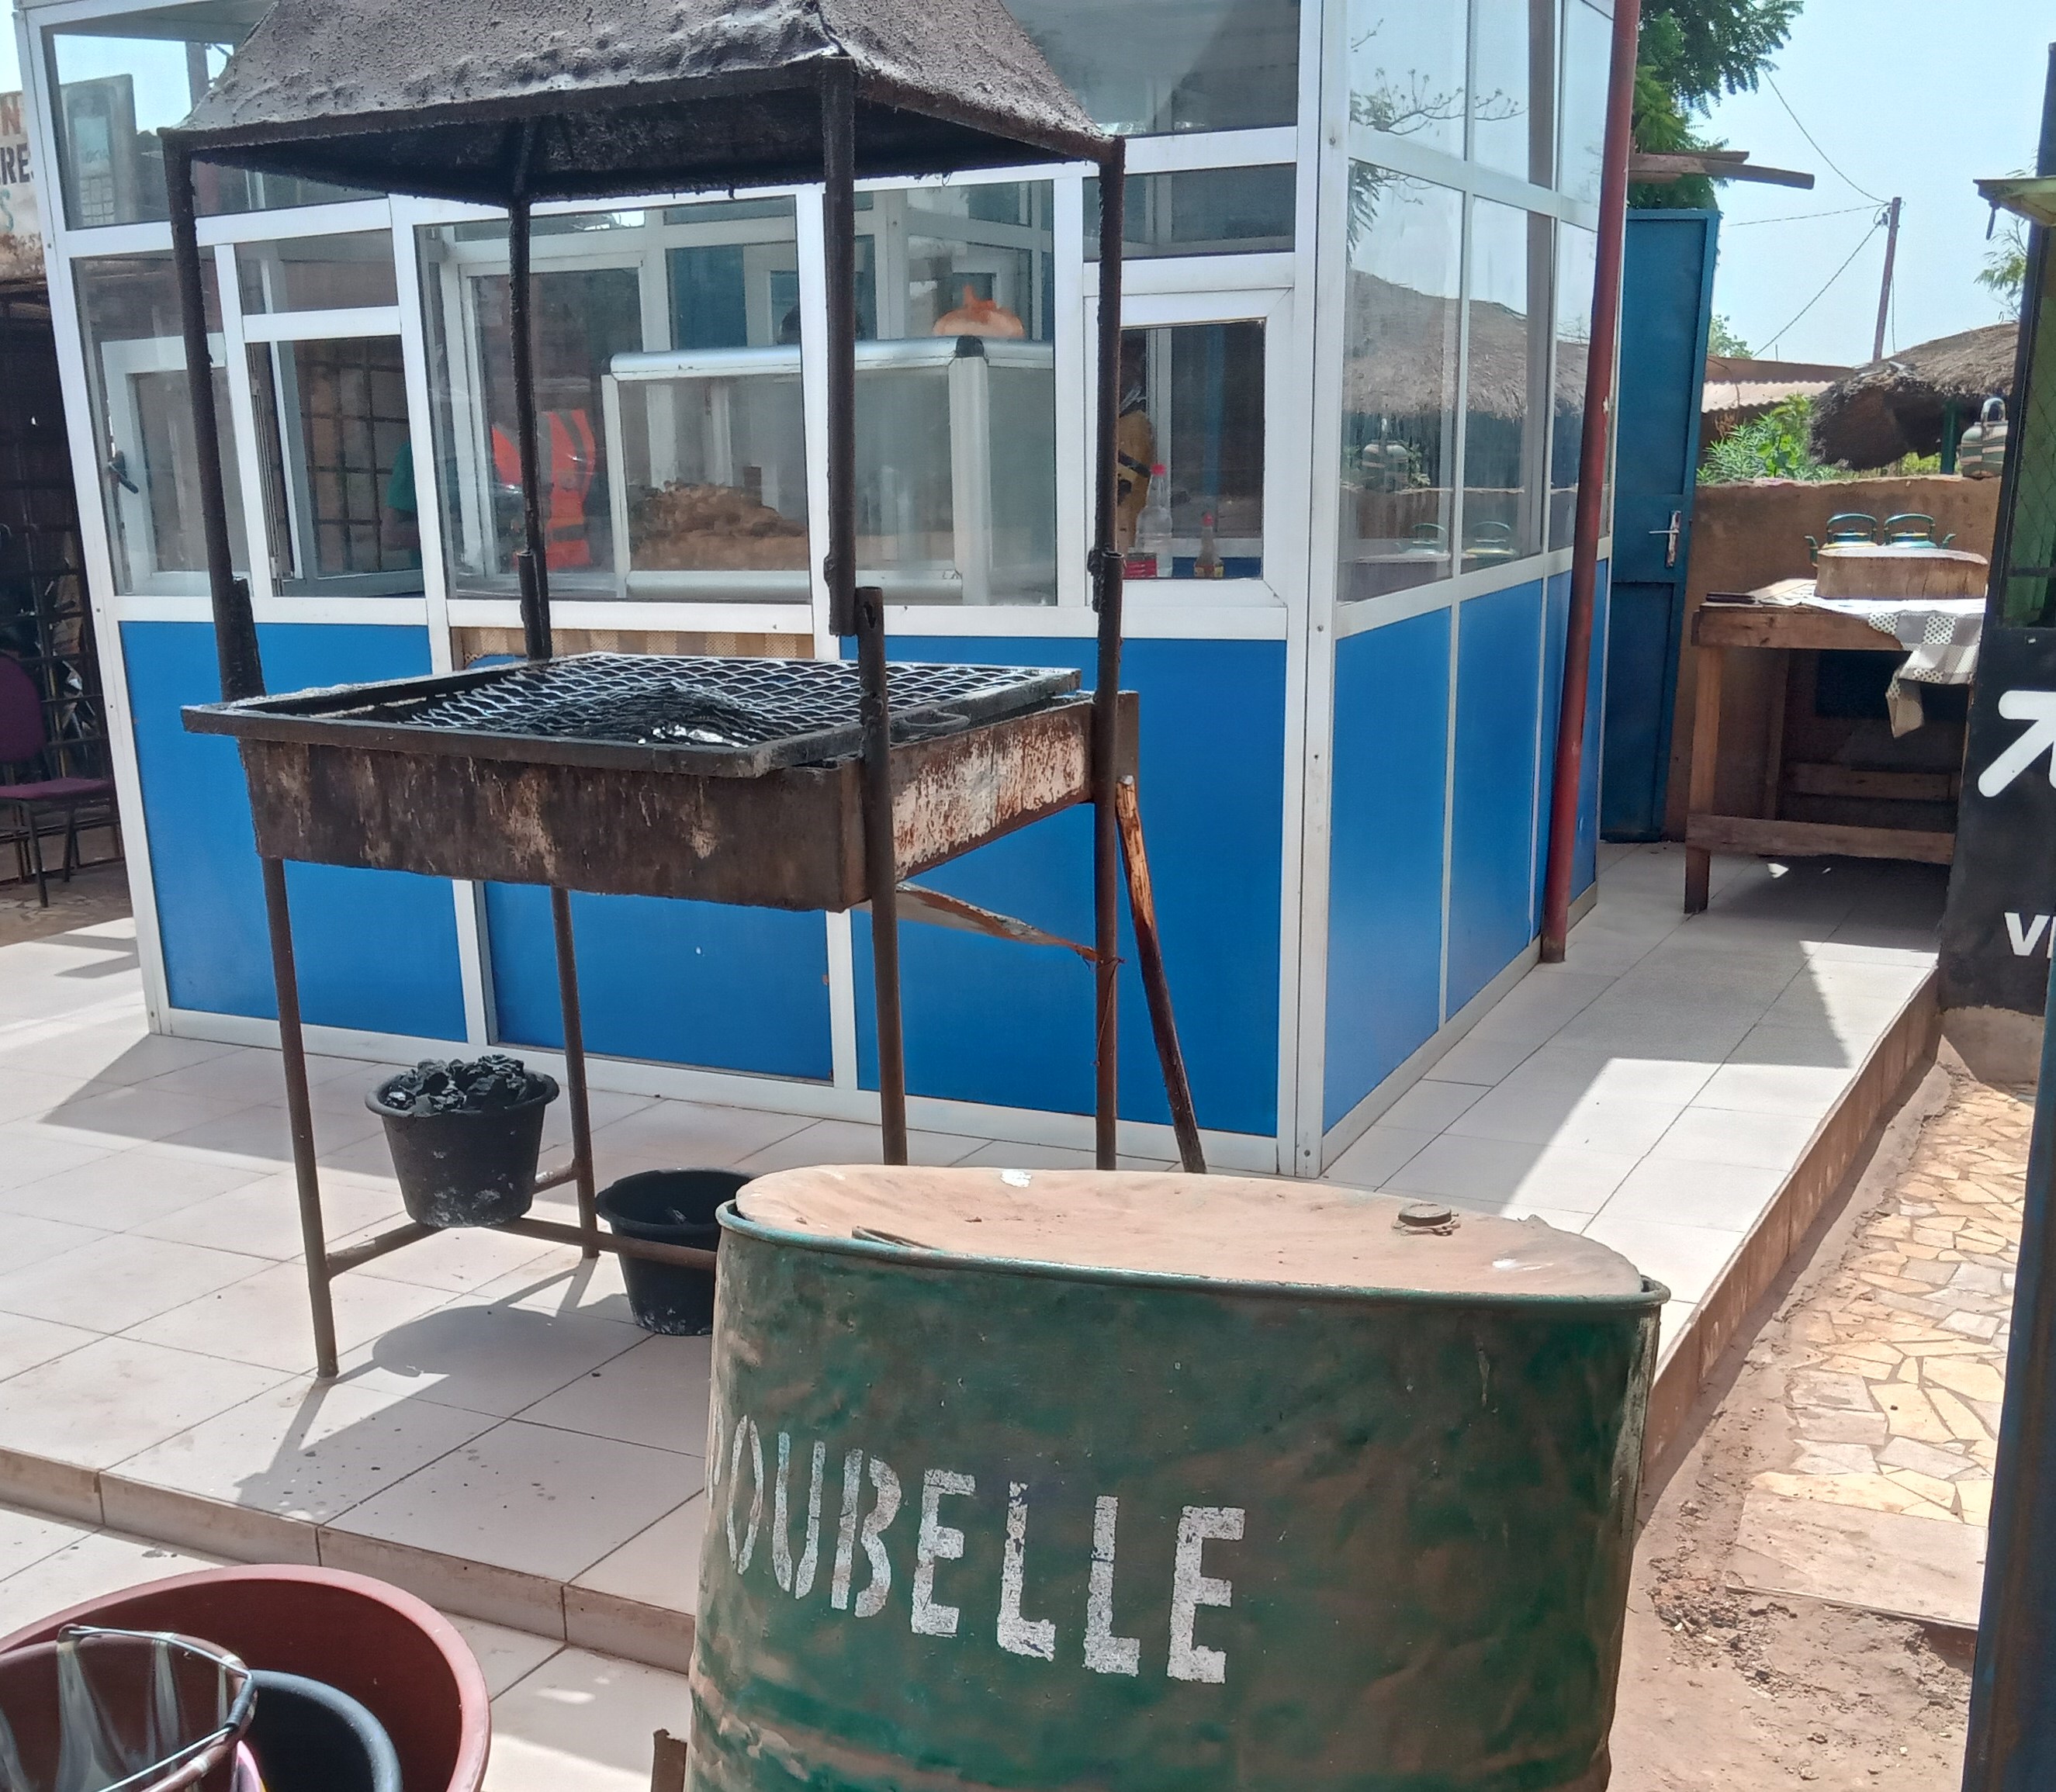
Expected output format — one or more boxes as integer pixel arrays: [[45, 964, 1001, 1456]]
[[491, 410, 597, 570]]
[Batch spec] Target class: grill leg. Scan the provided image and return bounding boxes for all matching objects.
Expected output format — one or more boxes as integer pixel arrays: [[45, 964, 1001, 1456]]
[[856, 589, 909, 1166], [260, 856, 338, 1379], [1114, 777, 1205, 1174], [550, 886, 601, 1257]]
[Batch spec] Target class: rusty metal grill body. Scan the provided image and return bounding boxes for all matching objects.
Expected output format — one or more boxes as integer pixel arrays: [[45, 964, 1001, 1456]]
[[160, 0, 1203, 1386]]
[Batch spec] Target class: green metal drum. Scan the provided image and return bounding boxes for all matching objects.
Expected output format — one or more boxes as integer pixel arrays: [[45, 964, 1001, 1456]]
[[690, 1168, 1664, 1792]]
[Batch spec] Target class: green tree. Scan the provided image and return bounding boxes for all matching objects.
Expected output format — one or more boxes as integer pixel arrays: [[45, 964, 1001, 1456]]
[[1630, 0, 1805, 210], [1707, 313, 1752, 357], [1977, 212, 2028, 322]]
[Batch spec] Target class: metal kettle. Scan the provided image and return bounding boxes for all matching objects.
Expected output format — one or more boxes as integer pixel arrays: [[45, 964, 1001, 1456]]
[[1958, 396, 2008, 479]]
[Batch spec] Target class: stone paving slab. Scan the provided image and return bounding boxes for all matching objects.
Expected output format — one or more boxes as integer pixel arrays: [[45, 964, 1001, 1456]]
[[1729, 1057, 2030, 1629], [1732, 1488, 1989, 1630]]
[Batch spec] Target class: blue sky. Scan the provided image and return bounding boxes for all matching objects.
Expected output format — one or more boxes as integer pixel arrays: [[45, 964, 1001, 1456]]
[[1701, 0, 2047, 365]]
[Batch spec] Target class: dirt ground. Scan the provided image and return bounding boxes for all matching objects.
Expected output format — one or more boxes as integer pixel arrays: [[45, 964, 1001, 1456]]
[[1609, 1052, 2034, 1789], [0, 856, 132, 947]]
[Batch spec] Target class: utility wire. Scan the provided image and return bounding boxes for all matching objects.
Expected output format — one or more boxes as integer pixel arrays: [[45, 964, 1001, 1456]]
[[1765, 76, 1886, 204], [1726, 203, 1876, 227], [1762, 216, 1885, 354]]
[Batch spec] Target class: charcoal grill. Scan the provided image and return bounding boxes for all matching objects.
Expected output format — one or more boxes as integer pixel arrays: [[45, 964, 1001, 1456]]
[[161, 0, 1204, 1377]]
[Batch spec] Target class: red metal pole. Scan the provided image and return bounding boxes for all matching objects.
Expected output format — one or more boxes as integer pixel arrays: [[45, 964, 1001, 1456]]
[[1539, 0, 1642, 963]]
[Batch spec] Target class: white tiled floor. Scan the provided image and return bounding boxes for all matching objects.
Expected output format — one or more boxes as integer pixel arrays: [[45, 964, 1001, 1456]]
[[0, 842, 1944, 1698], [1327, 845, 1944, 1336]]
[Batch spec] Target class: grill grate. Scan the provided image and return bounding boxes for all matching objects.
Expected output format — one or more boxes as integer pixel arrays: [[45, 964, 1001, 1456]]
[[328, 653, 1078, 775]]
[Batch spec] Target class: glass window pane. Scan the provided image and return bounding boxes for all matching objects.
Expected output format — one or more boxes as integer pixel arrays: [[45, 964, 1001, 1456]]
[[856, 183, 1057, 605], [1120, 322, 1265, 583], [1002, 0, 1300, 135], [1550, 221, 1596, 550], [1085, 167, 1296, 260], [418, 213, 656, 600], [422, 200, 810, 604], [237, 232, 399, 313], [249, 337, 418, 593], [1463, 199, 1549, 569], [48, 7, 363, 229], [1473, 0, 1552, 182], [1558, 0, 1611, 204], [1349, 0, 1467, 155], [73, 251, 246, 594], [1338, 168, 1460, 599]]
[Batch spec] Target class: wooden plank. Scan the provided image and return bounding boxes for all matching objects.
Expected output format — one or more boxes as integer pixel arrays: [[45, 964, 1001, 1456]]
[[1760, 652, 1791, 821], [1685, 811, 1955, 865], [1684, 642, 1725, 913], [1784, 763, 1960, 803], [1694, 606, 1899, 652]]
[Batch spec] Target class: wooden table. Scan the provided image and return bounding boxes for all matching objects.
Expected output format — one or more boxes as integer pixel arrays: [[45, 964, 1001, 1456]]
[[1683, 600, 1958, 912]]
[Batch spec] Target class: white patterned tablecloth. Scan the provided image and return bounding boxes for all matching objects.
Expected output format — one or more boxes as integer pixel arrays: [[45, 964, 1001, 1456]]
[[1754, 581, 1983, 735]]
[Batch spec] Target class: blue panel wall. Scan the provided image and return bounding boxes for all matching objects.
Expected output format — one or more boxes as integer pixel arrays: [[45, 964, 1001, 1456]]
[[851, 638, 1286, 1139], [1538, 562, 1608, 918], [1448, 581, 1544, 1014], [485, 887, 831, 1080], [122, 621, 466, 1039], [1323, 610, 1452, 1130]]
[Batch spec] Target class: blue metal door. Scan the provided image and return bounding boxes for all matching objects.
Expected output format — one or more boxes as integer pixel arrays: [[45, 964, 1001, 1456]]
[[1601, 209, 1719, 840]]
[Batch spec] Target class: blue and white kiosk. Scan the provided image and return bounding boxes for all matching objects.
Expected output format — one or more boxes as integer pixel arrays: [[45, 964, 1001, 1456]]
[[24, 0, 1615, 1177]]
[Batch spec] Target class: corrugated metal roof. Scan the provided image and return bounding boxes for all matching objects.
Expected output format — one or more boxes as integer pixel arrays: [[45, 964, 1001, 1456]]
[[168, 0, 1109, 204]]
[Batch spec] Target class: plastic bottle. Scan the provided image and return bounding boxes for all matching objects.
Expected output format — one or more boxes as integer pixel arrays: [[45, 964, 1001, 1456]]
[[1133, 465, 1174, 579], [1195, 509, 1224, 579]]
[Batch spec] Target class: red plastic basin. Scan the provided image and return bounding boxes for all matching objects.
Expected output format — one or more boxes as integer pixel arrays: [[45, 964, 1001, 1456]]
[[0, 1565, 490, 1792]]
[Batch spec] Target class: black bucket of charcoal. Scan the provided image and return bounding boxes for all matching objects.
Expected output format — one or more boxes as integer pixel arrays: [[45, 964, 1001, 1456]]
[[367, 1054, 559, 1229]]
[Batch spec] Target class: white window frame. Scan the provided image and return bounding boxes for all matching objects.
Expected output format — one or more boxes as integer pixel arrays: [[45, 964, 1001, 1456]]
[[1091, 283, 1296, 619]]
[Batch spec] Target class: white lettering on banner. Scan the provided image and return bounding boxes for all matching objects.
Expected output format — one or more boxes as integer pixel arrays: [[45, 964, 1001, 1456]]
[[1083, 1496, 1141, 1676], [714, 1409, 1246, 1683], [725, 1417, 764, 1572], [1978, 690, 2056, 797], [997, 1482, 1057, 1661], [2005, 912, 2054, 958], [1168, 1506, 1244, 1684], [855, 1457, 902, 1619], [912, 1470, 975, 1637]]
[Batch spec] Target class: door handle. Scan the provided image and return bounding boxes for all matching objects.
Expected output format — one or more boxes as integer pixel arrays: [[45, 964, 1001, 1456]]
[[1649, 510, 1681, 568]]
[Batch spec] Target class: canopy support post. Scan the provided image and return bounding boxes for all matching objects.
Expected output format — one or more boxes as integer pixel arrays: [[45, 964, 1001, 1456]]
[[1539, 0, 1639, 961], [167, 144, 263, 704], [507, 123, 554, 662], [1090, 140, 1127, 1171], [822, 63, 909, 1165]]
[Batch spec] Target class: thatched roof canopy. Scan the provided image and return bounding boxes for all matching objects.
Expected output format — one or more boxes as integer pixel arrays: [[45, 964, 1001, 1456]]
[[1811, 322, 2021, 470], [167, 0, 1108, 206]]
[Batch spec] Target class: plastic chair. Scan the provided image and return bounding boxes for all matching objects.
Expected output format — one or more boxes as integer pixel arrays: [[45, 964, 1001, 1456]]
[[0, 654, 116, 908]]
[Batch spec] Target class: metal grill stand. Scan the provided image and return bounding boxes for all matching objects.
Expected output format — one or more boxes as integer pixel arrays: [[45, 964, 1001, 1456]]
[[161, 3, 1203, 1378]]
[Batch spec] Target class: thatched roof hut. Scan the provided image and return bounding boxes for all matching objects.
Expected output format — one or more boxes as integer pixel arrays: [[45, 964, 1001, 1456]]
[[1811, 322, 2020, 470]]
